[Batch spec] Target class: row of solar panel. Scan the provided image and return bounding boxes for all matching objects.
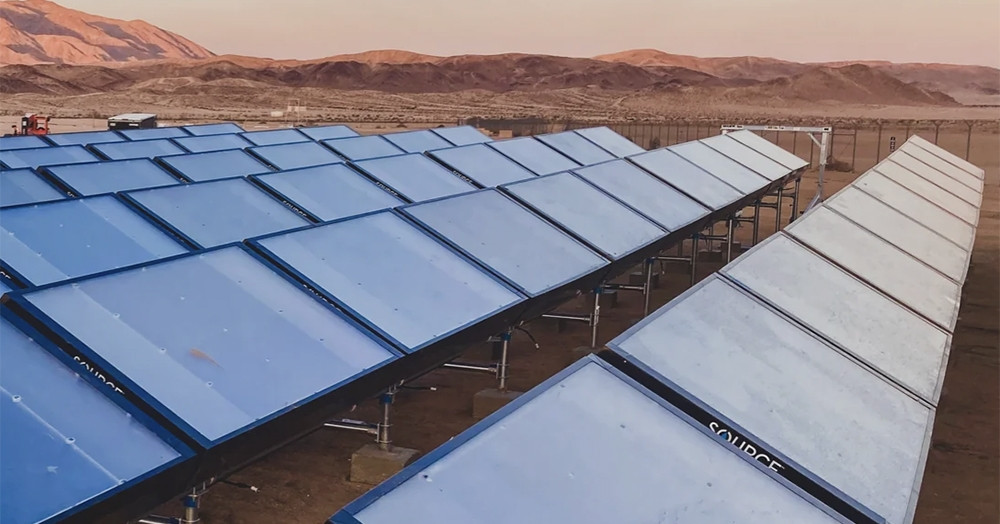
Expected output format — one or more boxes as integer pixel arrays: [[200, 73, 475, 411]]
[[0, 125, 805, 523], [328, 135, 984, 524]]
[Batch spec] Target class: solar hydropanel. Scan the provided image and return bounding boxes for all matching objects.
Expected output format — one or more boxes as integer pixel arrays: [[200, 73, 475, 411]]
[[248, 141, 345, 170], [536, 131, 617, 165], [91, 139, 186, 161], [45, 130, 125, 147], [0, 195, 188, 286], [173, 133, 254, 153], [118, 127, 191, 141], [906, 135, 984, 179], [157, 149, 273, 182], [401, 189, 609, 297], [182, 123, 245, 136], [0, 309, 191, 524], [668, 141, 769, 194], [382, 130, 452, 153], [321, 135, 406, 161], [573, 160, 711, 232], [352, 154, 476, 202], [573, 126, 645, 157], [785, 206, 962, 331], [0, 135, 51, 151], [488, 137, 581, 175], [239, 128, 309, 147], [824, 186, 969, 282], [899, 143, 984, 192], [430, 125, 493, 146], [628, 149, 744, 211], [250, 211, 524, 353], [607, 275, 933, 524], [0, 145, 100, 169], [889, 153, 981, 206], [724, 130, 810, 171], [11, 246, 398, 446], [873, 160, 979, 224], [43, 158, 181, 196], [722, 234, 951, 405], [296, 125, 360, 141], [252, 164, 404, 222], [501, 172, 666, 260], [0, 168, 64, 207], [700, 135, 791, 182], [427, 144, 536, 187], [332, 357, 859, 524]]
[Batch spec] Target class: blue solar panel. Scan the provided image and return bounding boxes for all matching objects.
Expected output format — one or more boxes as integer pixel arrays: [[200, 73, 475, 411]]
[[43, 159, 181, 196], [296, 125, 360, 141], [248, 141, 345, 170], [0, 310, 191, 524], [352, 154, 476, 202], [252, 164, 404, 222], [45, 130, 126, 147], [501, 173, 666, 260], [118, 128, 191, 141], [250, 211, 524, 352], [91, 139, 186, 161], [12, 246, 398, 446], [726, 130, 809, 171], [489, 137, 581, 175], [321, 135, 406, 161], [668, 141, 769, 194], [574, 127, 645, 157], [0, 195, 188, 286], [239, 129, 309, 146], [0, 135, 51, 151], [0, 145, 100, 169], [157, 149, 273, 182], [427, 144, 536, 187], [430, 125, 493, 146], [629, 149, 743, 211], [124, 178, 310, 248], [182, 123, 246, 136], [401, 190, 608, 296], [536, 132, 617, 165], [174, 134, 253, 153], [573, 160, 711, 232], [382, 130, 452, 153], [0, 168, 64, 207]]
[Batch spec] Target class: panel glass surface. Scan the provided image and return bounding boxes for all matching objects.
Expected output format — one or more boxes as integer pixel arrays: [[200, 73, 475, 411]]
[[898, 144, 983, 193], [382, 130, 452, 153], [345, 360, 847, 524], [536, 132, 617, 165], [1, 195, 188, 286], [488, 137, 581, 175], [502, 173, 666, 259], [174, 134, 253, 154], [428, 144, 536, 187], [321, 136, 406, 161], [872, 161, 979, 225], [239, 129, 309, 146], [20, 247, 397, 444], [907, 135, 984, 178], [92, 139, 186, 161], [45, 159, 181, 196], [573, 127, 645, 157], [0, 135, 51, 151], [118, 128, 190, 141], [296, 125, 360, 141], [125, 178, 309, 248], [889, 153, 981, 206], [45, 130, 125, 147], [669, 141, 769, 193], [0, 145, 99, 169], [700, 135, 790, 181], [0, 168, 64, 207], [182, 123, 245, 136], [249, 142, 345, 170], [608, 276, 933, 524], [254, 164, 403, 222], [430, 125, 493, 146], [403, 190, 608, 296], [723, 234, 951, 404], [254, 211, 523, 352], [628, 149, 743, 210], [786, 206, 961, 330], [1, 315, 185, 524], [158, 150, 273, 182], [574, 160, 710, 231], [353, 154, 476, 202], [725, 130, 809, 171]]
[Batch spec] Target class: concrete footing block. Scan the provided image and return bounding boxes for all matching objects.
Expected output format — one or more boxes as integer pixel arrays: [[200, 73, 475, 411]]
[[472, 388, 523, 419], [349, 444, 419, 485]]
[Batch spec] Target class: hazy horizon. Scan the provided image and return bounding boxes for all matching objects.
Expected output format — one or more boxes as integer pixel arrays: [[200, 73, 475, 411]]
[[27, 0, 1000, 67]]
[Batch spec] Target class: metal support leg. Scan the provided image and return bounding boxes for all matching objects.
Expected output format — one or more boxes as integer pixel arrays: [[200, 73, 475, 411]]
[[752, 201, 761, 245], [377, 387, 396, 451], [590, 287, 602, 348], [725, 219, 734, 263], [497, 330, 511, 392], [774, 186, 783, 232], [791, 178, 801, 221], [182, 489, 200, 524], [690, 234, 699, 286], [642, 258, 654, 317]]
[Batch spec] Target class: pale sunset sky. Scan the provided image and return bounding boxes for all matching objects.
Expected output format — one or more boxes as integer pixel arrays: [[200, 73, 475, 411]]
[[53, 0, 1000, 67]]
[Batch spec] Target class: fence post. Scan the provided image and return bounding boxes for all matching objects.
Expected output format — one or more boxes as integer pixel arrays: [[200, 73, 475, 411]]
[[876, 124, 883, 164], [965, 122, 973, 160], [851, 128, 858, 172], [933, 121, 941, 144]]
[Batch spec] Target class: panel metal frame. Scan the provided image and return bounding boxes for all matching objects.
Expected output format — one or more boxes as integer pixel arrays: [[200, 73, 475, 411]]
[[624, 152, 750, 221], [155, 148, 275, 183], [486, 137, 583, 176], [0, 167, 67, 208], [39, 158, 184, 197], [348, 152, 476, 203]]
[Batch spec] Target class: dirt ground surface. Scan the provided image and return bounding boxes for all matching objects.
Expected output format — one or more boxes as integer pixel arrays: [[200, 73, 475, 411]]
[[133, 128, 999, 523]]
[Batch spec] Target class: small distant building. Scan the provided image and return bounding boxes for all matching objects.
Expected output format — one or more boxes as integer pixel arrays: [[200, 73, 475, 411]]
[[107, 113, 158, 130]]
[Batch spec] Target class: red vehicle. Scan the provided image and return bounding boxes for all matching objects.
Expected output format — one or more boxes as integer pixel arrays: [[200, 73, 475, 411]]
[[9, 113, 51, 136]]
